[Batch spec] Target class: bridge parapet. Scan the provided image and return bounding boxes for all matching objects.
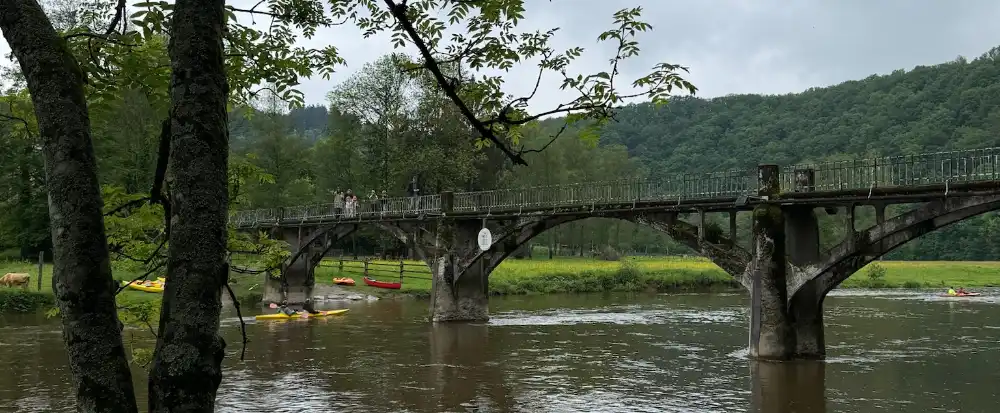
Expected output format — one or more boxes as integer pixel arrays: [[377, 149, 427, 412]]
[[231, 146, 1000, 226], [229, 194, 442, 227], [779, 147, 1000, 193], [451, 169, 756, 212]]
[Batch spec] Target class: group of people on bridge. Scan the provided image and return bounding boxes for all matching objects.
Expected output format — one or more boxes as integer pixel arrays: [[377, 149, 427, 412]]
[[329, 179, 423, 218]]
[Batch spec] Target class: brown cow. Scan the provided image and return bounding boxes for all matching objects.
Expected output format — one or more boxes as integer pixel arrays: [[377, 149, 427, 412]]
[[0, 273, 30, 290]]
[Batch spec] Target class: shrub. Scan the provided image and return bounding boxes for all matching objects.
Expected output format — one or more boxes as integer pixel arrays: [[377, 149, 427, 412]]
[[867, 262, 887, 281], [0, 289, 54, 313]]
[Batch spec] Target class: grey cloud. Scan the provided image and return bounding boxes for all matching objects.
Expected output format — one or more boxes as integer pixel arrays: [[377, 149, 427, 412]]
[[4, 0, 996, 111]]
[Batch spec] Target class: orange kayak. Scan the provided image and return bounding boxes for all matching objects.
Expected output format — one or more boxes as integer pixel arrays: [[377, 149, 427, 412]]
[[333, 277, 356, 286]]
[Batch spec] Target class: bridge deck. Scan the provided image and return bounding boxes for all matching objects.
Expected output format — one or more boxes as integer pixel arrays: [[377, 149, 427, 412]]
[[230, 147, 1000, 228]]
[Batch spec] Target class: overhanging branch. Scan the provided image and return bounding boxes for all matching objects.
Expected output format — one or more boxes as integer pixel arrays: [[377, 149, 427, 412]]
[[383, 0, 527, 166]]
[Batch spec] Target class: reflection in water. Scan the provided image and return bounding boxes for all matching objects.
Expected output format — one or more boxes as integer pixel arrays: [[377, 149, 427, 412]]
[[425, 323, 512, 411], [750, 361, 826, 413], [1, 290, 999, 412]]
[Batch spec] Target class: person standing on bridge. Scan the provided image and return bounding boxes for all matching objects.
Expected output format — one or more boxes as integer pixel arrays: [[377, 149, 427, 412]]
[[380, 189, 388, 213], [333, 189, 345, 218], [345, 189, 357, 217], [368, 190, 379, 213], [407, 177, 420, 212]]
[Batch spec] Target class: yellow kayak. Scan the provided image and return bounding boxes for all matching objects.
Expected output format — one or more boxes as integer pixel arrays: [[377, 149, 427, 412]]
[[254, 309, 349, 321], [121, 281, 164, 293]]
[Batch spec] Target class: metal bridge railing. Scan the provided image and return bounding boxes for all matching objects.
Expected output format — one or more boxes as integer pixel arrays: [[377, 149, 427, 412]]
[[779, 147, 1000, 193], [228, 194, 442, 227], [451, 169, 756, 213], [230, 146, 1000, 225]]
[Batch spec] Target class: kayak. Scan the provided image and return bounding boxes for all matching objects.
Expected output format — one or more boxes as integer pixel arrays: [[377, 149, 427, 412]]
[[254, 308, 349, 321], [333, 277, 356, 286], [363, 276, 401, 290], [941, 292, 982, 297], [121, 280, 164, 293]]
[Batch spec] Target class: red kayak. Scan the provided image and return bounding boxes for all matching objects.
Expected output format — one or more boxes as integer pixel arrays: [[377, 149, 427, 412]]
[[363, 276, 401, 290]]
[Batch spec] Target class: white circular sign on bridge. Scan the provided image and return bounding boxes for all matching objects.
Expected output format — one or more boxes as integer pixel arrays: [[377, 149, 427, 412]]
[[477, 228, 492, 251]]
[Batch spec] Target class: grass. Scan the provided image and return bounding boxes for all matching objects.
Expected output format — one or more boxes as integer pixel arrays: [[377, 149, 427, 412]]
[[0, 259, 264, 313], [312, 256, 1000, 297], [2, 256, 1000, 313], [841, 260, 1000, 289]]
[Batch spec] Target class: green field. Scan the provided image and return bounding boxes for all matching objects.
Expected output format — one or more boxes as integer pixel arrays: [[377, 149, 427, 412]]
[[310, 256, 1000, 296], [0, 259, 264, 313], [1, 256, 998, 313]]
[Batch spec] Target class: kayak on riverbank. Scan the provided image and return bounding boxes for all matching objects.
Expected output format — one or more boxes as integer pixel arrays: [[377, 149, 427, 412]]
[[363, 276, 401, 289], [333, 277, 356, 286], [255, 308, 349, 321]]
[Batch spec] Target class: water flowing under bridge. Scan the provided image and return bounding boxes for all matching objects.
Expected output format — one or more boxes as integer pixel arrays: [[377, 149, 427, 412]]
[[232, 146, 1000, 362]]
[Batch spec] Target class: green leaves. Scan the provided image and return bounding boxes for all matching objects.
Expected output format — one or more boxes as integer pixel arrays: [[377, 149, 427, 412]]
[[326, 1, 696, 163]]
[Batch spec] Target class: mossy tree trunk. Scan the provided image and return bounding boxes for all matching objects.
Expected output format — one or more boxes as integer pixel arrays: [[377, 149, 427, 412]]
[[147, 0, 230, 411], [0, 1, 138, 411]]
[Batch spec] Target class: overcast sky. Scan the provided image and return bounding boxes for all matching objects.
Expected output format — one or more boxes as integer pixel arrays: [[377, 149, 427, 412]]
[[6, 0, 1000, 112]]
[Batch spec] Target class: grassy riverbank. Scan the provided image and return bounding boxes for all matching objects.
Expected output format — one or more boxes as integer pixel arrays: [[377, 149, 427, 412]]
[[0, 260, 264, 313], [2, 257, 1000, 312], [313, 256, 1000, 297]]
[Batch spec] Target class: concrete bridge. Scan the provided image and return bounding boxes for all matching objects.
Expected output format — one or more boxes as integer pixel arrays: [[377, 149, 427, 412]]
[[230, 147, 1000, 360]]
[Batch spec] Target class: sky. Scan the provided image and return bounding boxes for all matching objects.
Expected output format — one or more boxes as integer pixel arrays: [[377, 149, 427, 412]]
[[5, 0, 1000, 112]]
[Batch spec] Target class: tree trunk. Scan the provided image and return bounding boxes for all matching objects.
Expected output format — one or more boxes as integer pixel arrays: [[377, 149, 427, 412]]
[[147, 0, 229, 411], [0, 1, 138, 411]]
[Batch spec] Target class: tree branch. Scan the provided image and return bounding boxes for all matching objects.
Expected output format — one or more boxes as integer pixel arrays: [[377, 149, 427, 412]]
[[224, 283, 250, 361], [104, 197, 152, 217], [150, 117, 170, 206], [383, 0, 527, 165], [105, 0, 127, 36], [64, 32, 136, 47], [517, 121, 569, 155], [114, 259, 166, 296]]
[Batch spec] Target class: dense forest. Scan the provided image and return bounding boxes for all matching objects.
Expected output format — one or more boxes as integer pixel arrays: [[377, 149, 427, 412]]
[[5, 47, 1000, 261]]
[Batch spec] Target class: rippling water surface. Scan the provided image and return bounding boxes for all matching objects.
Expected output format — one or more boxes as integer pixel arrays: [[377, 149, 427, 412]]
[[1, 290, 999, 412]]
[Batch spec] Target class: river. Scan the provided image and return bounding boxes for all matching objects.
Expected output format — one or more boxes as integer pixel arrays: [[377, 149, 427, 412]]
[[0, 290, 998, 412]]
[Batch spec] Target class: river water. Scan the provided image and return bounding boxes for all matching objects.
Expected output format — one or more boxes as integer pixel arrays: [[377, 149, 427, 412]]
[[0, 290, 998, 412]]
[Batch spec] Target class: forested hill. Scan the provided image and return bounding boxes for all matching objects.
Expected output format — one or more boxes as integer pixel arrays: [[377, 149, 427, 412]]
[[600, 47, 1000, 175], [5, 47, 1000, 261]]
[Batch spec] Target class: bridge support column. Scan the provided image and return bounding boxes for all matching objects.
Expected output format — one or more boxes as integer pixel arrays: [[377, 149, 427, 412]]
[[748, 165, 794, 360], [263, 224, 356, 305], [429, 255, 489, 322], [425, 220, 490, 322], [784, 206, 826, 359], [788, 280, 825, 359], [264, 226, 320, 305]]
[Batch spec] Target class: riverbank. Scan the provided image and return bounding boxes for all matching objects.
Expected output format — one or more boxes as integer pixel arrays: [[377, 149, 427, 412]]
[[312, 257, 1000, 297], [0, 260, 264, 313], [2, 257, 1000, 313]]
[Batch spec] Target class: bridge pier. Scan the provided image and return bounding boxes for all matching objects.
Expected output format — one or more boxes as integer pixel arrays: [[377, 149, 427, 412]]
[[788, 280, 825, 358], [263, 224, 357, 305], [748, 203, 794, 359], [424, 219, 492, 322], [429, 255, 489, 322], [784, 206, 826, 359], [748, 164, 794, 360]]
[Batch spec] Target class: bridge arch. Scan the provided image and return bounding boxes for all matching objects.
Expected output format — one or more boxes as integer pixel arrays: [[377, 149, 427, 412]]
[[459, 211, 752, 290], [787, 194, 1000, 298]]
